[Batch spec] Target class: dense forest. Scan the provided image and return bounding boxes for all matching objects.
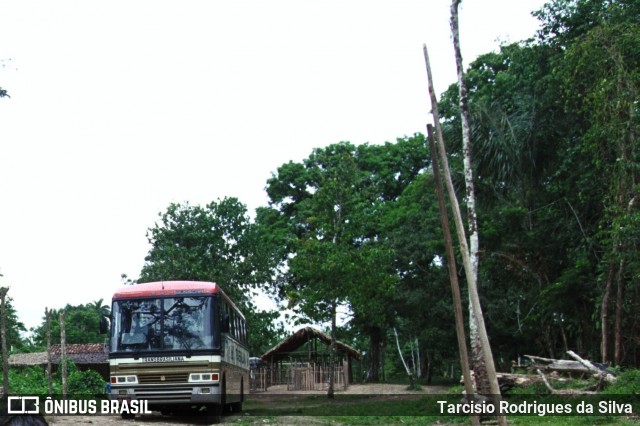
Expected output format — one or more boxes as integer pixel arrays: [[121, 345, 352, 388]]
[[3, 0, 639, 382]]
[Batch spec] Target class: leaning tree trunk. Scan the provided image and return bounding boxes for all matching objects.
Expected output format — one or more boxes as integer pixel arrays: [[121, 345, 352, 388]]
[[427, 125, 479, 425]]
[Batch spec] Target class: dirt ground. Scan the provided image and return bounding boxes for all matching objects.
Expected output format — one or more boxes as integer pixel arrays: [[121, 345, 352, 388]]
[[46, 383, 448, 425]]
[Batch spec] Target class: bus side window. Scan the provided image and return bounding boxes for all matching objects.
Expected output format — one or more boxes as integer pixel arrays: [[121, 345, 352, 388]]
[[221, 302, 230, 333], [230, 311, 236, 340]]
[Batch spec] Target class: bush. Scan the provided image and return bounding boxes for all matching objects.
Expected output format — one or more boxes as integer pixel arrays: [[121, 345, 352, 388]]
[[8, 366, 49, 394], [68, 369, 106, 396], [602, 369, 640, 394]]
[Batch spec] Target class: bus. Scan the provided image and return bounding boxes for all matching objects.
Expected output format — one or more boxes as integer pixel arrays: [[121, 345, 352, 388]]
[[107, 281, 249, 422]]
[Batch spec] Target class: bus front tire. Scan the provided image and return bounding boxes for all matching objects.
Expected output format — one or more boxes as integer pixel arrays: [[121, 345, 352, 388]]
[[205, 404, 222, 424]]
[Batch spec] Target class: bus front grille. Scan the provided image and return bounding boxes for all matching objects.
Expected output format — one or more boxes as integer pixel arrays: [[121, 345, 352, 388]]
[[137, 372, 189, 384], [134, 386, 193, 401]]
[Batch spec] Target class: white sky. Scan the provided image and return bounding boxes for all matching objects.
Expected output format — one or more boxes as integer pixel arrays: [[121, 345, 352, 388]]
[[0, 0, 546, 334]]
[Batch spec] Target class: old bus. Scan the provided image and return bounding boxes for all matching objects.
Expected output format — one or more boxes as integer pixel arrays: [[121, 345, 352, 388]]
[[108, 281, 249, 422]]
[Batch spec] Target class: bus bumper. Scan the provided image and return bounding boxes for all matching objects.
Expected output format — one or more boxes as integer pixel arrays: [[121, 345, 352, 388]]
[[110, 383, 222, 405]]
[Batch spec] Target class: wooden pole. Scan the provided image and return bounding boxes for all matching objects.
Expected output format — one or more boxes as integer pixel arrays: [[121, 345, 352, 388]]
[[427, 125, 479, 425], [46, 308, 53, 397], [60, 311, 68, 399], [423, 43, 505, 425], [0, 287, 9, 395]]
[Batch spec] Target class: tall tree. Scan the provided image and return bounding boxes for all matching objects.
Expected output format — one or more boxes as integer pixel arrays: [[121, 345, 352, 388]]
[[139, 197, 257, 305], [31, 303, 109, 346], [137, 197, 284, 355], [263, 137, 430, 384], [449, 3, 503, 417]]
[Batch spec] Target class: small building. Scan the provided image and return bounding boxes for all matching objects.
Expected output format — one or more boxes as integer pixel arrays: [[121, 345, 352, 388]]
[[9, 343, 109, 380], [260, 327, 360, 391]]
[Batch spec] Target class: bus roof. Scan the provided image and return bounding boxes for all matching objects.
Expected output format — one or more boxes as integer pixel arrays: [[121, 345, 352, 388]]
[[112, 281, 221, 299]]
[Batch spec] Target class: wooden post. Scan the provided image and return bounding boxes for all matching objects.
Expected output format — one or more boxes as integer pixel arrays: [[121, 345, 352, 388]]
[[60, 312, 68, 399], [46, 308, 53, 397], [427, 125, 478, 424], [427, 124, 474, 388], [0, 287, 9, 395], [424, 42, 504, 425]]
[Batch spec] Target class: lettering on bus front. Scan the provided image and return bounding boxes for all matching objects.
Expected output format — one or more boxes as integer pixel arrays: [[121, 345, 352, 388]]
[[141, 356, 186, 363]]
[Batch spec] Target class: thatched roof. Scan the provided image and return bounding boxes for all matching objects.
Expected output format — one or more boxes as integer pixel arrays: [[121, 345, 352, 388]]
[[9, 343, 108, 367], [261, 326, 360, 362], [9, 352, 48, 366]]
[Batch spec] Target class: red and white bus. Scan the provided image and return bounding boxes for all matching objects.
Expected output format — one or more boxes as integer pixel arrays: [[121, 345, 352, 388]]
[[108, 281, 249, 422]]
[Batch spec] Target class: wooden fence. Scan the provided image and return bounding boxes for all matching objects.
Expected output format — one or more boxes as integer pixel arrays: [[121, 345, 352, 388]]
[[250, 362, 347, 392], [287, 363, 346, 391]]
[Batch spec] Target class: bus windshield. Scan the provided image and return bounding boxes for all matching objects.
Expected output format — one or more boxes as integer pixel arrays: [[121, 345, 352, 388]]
[[110, 296, 217, 353]]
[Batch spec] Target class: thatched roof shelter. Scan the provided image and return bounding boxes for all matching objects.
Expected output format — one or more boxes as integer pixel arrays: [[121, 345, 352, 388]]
[[261, 326, 360, 363], [9, 343, 109, 379], [9, 343, 107, 367]]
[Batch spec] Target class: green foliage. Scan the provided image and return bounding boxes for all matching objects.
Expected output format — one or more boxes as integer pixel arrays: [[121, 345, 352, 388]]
[[244, 308, 286, 356], [139, 197, 265, 306], [8, 366, 51, 395], [31, 301, 109, 347], [135, 197, 286, 356], [1, 297, 29, 353], [68, 368, 105, 395], [602, 369, 640, 394], [262, 136, 431, 379], [9, 361, 106, 396]]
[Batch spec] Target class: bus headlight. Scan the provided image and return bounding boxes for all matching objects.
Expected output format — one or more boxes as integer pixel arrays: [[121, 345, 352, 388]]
[[110, 375, 138, 384], [189, 373, 219, 382]]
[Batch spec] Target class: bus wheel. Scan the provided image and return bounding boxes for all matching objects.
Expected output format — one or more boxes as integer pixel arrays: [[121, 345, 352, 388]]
[[230, 380, 243, 412], [205, 404, 222, 424]]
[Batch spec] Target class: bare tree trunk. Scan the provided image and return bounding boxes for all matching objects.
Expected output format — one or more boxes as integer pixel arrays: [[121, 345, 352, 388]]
[[368, 327, 383, 382], [601, 261, 615, 363], [449, 4, 504, 420], [393, 327, 414, 388], [0, 287, 9, 395], [421, 2, 505, 423], [46, 307, 53, 397], [414, 337, 422, 378], [60, 312, 68, 399], [614, 258, 626, 365]]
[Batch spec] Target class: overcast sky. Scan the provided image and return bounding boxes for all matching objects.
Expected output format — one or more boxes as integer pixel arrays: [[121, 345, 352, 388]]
[[0, 0, 546, 333]]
